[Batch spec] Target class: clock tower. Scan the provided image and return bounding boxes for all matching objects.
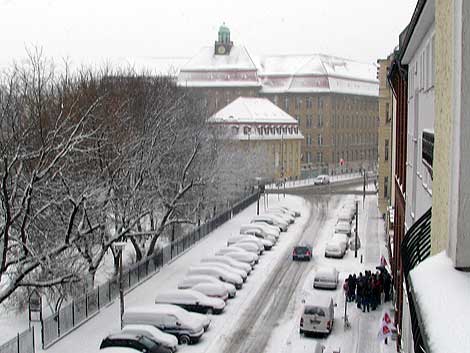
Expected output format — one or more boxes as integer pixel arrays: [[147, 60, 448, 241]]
[[214, 23, 233, 55]]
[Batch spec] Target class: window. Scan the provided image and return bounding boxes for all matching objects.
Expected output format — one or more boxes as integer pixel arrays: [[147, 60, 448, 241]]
[[306, 115, 312, 128], [318, 113, 323, 128], [244, 126, 251, 135], [385, 139, 389, 161], [306, 151, 312, 163], [317, 151, 323, 163], [385, 102, 390, 122], [306, 134, 312, 146], [384, 176, 389, 198], [295, 97, 302, 110], [318, 97, 323, 110], [284, 96, 289, 110], [274, 95, 278, 105], [306, 97, 312, 109], [318, 134, 323, 146], [430, 35, 435, 88]]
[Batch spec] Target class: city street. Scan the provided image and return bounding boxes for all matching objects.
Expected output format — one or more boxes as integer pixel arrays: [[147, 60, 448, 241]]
[[25, 186, 396, 353]]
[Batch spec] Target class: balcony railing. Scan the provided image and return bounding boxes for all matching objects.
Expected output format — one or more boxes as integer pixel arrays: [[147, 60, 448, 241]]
[[401, 206, 432, 353]]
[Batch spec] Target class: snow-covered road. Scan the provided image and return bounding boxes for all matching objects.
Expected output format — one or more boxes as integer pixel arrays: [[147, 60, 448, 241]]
[[28, 189, 395, 353]]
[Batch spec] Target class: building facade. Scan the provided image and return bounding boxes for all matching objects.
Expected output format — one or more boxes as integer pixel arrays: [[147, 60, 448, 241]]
[[377, 56, 394, 216], [178, 26, 379, 178], [208, 97, 303, 180]]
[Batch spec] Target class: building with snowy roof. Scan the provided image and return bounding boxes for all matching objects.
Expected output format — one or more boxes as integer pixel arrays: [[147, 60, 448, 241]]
[[209, 97, 303, 179], [178, 25, 379, 177]]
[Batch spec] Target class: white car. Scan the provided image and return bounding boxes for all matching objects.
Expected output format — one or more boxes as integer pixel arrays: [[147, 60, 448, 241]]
[[313, 175, 330, 185], [270, 207, 297, 219], [280, 206, 301, 217], [334, 221, 352, 236], [230, 242, 262, 256], [178, 274, 236, 298], [240, 224, 279, 242], [121, 324, 178, 352], [191, 282, 229, 301], [251, 215, 288, 232], [228, 234, 273, 251], [154, 289, 225, 314], [332, 233, 349, 252], [324, 240, 346, 258], [201, 260, 248, 281], [187, 265, 243, 289], [266, 210, 294, 224], [215, 248, 258, 267], [313, 267, 339, 290], [200, 255, 252, 274]]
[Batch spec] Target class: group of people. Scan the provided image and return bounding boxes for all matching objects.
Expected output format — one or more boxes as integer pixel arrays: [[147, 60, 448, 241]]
[[343, 269, 392, 313]]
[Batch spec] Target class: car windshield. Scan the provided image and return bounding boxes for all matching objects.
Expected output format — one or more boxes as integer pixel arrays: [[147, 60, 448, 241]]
[[138, 335, 159, 348], [304, 307, 326, 316], [295, 246, 309, 254]]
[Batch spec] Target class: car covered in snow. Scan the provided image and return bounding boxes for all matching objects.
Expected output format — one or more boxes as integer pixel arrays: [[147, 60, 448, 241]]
[[100, 333, 173, 353], [334, 221, 352, 236], [215, 248, 258, 267], [187, 265, 243, 289], [324, 240, 346, 258], [229, 241, 262, 256], [313, 267, 339, 290], [199, 259, 248, 281], [239, 224, 278, 243], [177, 274, 235, 298], [265, 209, 294, 224], [280, 206, 301, 217], [122, 305, 209, 345], [228, 234, 273, 251], [121, 324, 178, 353], [250, 214, 288, 232], [200, 255, 252, 274], [154, 289, 225, 315]]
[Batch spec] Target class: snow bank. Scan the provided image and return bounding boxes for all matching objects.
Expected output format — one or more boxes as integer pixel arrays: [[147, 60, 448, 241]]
[[410, 251, 470, 353]]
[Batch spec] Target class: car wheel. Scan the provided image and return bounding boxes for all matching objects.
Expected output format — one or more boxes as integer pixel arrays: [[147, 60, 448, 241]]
[[206, 308, 213, 315], [179, 335, 191, 345]]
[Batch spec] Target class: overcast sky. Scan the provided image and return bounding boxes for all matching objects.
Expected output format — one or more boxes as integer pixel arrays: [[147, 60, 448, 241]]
[[0, 0, 417, 71]]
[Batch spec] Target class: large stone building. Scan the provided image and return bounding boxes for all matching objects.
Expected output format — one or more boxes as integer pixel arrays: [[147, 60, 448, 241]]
[[178, 25, 379, 177], [209, 97, 303, 180]]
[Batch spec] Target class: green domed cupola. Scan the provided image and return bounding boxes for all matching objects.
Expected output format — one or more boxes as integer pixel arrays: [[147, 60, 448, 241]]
[[214, 22, 233, 55]]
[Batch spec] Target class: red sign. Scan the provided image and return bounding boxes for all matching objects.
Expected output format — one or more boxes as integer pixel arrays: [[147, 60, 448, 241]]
[[339, 158, 345, 166]]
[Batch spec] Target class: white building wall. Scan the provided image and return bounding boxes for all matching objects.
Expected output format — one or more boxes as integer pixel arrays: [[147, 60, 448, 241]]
[[405, 24, 435, 229]]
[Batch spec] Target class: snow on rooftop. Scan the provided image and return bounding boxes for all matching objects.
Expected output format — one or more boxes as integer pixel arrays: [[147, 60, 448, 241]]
[[209, 97, 298, 124], [410, 251, 470, 353], [180, 46, 258, 71]]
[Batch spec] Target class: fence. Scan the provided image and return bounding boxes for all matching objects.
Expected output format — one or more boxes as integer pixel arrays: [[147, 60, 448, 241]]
[[40, 192, 257, 349], [0, 327, 35, 353]]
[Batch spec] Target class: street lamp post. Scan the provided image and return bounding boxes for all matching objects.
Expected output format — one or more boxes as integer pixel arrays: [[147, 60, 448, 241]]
[[355, 201, 359, 258], [113, 241, 126, 329]]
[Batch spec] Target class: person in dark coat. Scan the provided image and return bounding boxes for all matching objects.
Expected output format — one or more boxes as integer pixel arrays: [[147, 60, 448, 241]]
[[349, 274, 357, 302], [383, 272, 392, 302], [356, 272, 364, 309]]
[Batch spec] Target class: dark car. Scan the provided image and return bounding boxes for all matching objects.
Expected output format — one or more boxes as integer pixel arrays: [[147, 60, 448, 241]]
[[100, 333, 172, 353], [292, 245, 312, 261]]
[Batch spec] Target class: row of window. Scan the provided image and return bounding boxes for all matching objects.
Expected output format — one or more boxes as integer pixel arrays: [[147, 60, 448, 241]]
[[303, 148, 378, 164], [274, 96, 325, 111], [332, 114, 379, 129], [333, 132, 378, 146], [409, 33, 435, 98], [236, 125, 299, 136], [299, 114, 323, 128]]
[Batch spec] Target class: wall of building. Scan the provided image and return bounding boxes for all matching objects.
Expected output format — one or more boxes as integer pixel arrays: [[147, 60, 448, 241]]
[[378, 58, 393, 216], [431, 0, 453, 255], [405, 24, 435, 229]]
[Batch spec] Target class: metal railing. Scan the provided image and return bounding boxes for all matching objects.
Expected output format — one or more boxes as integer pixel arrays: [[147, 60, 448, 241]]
[[401, 206, 432, 353], [0, 327, 35, 353], [40, 192, 257, 349]]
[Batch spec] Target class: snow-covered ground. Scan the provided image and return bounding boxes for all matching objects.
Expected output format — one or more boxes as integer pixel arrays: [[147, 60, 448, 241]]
[[35, 194, 310, 353], [1, 189, 395, 353]]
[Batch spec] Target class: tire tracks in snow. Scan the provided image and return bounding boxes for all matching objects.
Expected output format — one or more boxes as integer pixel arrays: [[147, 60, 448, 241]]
[[222, 196, 330, 353]]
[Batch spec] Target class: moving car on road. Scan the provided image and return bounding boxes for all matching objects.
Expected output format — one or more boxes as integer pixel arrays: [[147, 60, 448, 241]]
[[313, 175, 330, 185], [292, 244, 312, 261]]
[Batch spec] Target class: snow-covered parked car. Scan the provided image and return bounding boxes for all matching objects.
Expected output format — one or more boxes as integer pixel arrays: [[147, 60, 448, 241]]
[[228, 234, 273, 251], [313, 174, 330, 185], [187, 265, 243, 289], [122, 305, 209, 345], [269, 207, 297, 219], [251, 214, 288, 232], [313, 267, 339, 290], [178, 274, 235, 298], [154, 289, 225, 315], [230, 241, 262, 256], [200, 255, 252, 274], [215, 248, 258, 267], [280, 206, 301, 217], [332, 233, 349, 252], [266, 209, 294, 224], [200, 259, 248, 281], [324, 240, 346, 258], [100, 332, 173, 353], [240, 223, 279, 242], [121, 324, 178, 353], [334, 221, 352, 236]]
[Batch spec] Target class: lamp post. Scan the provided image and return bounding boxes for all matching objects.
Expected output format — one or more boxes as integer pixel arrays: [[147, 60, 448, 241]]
[[255, 177, 262, 215], [355, 200, 359, 258], [113, 241, 126, 329]]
